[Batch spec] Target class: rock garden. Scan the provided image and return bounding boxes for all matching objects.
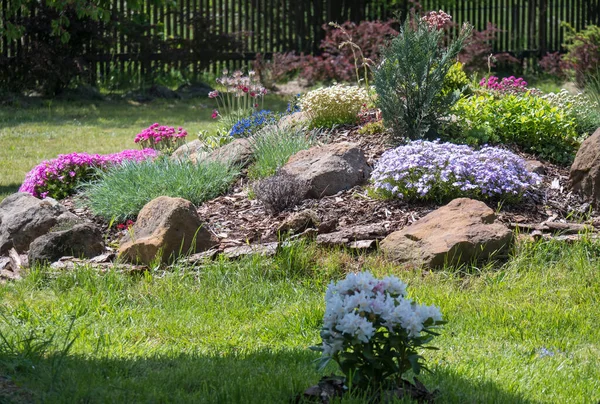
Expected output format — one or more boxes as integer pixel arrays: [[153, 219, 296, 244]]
[[1, 9, 600, 404]]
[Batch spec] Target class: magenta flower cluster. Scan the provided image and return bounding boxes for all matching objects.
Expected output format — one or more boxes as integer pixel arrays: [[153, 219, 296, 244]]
[[479, 76, 532, 94], [19, 149, 157, 199], [421, 10, 452, 30], [134, 123, 188, 151], [371, 140, 540, 202]]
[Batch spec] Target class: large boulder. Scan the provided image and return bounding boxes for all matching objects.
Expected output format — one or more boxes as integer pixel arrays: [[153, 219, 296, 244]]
[[28, 223, 104, 265], [190, 138, 254, 168], [282, 142, 371, 199], [380, 198, 512, 268], [0, 193, 79, 254], [570, 128, 600, 204], [118, 196, 217, 264]]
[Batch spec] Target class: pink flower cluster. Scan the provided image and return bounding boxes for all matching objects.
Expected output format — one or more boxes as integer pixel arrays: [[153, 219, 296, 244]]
[[134, 123, 188, 150], [19, 149, 157, 199], [422, 10, 452, 30], [210, 70, 268, 117], [479, 76, 531, 94]]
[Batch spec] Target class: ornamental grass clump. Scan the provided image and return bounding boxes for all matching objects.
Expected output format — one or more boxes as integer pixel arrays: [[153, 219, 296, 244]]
[[374, 12, 472, 142], [247, 125, 316, 180], [314, 271, 444, 394], [371, 140, 540, 203], [19, 149, 157, 200], [299, 84, 369, 128], [82, 157, 240, 221]]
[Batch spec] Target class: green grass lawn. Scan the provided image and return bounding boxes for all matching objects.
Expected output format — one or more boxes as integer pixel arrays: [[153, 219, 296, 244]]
[[1, 239, 599, 403], [0, 96, 288, 201]]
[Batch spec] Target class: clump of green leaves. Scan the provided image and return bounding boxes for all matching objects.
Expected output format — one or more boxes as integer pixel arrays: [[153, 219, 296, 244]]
[[247, 125, 316, 180], [442, 93, 580, 165], [374, 17, 472, 142], [82, 157, 240, 221]]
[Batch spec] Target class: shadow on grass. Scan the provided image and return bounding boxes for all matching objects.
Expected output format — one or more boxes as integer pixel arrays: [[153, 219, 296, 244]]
[[0, 184, 21, 201], [0, 96, 291, 130], [0, 350, 541, 404]]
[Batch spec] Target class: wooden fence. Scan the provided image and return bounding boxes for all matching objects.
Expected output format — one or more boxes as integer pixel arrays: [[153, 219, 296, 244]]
[[2, 0, 600, 82]]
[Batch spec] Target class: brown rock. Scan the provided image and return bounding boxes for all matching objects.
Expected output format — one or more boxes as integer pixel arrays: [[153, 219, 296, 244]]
[[525, 159, 546, 175], [316, 223, 388, 247], [570, 128, 600, 204], [380, 198, 512, 268], [118, 196, 217, 264], [282, 142, 371, 199], [278, 210, 320, 234]]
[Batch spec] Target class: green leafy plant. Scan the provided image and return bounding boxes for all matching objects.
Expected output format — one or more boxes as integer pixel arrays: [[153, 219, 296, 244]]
[[247, 125, 316, 180], [82, 157, 240, 221], [444, 93, 580, 165], [374, 15, 472, 142], [299, 85, 369, 129], [441, 61, 470, 96]]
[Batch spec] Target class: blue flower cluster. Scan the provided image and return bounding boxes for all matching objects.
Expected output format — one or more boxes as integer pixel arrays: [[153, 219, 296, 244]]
[[286, 94, 302, 114], [230, 110, 279, 138], [371, 140, 540, 202]]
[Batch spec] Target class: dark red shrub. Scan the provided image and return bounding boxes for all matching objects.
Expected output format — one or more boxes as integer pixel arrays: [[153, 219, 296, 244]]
[[299, 20, 399, 85], [459, 22, 520, 73], [252, 52, 303, 90]]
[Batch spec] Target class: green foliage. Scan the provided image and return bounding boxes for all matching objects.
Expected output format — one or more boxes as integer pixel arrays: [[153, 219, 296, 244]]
[[247, 126, 316, 180], [82, 157, 240, 221], [442, 62, 471, 96], [562, 23, 600, 87], [373, 18, 472, 142], [444, 93, 580, 165], [357, 121, 386, 136]]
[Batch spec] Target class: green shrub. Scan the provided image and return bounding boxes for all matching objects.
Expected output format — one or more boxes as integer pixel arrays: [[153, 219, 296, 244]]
[[542, 89, 600, 137], [373, 17, 472, 142], [357, 120, 386, 135], [299, 85, 369, 128], [442, 61, 471, 96], [82, 157, 240, 221], [443, 93, 580, 165], [248, 126, 316, 180]]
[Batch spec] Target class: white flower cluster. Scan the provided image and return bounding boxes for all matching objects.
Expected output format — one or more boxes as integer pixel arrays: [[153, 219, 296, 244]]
[[299, 84, 370, 127], [541, 89, 598, 112], [321, 271, 442, 357]]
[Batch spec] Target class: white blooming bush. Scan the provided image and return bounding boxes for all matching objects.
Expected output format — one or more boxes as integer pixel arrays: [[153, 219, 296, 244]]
[[314, 271, 444, 392], [299, 84, 370, 128]]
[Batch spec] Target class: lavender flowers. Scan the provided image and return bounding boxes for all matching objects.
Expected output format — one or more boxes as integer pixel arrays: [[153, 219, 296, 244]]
[[371, 140, 540, 202]]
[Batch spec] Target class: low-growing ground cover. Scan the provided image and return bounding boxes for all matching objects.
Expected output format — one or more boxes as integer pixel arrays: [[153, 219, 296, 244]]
[[0, 96, 287, 202], [0, 239, 599, 403]]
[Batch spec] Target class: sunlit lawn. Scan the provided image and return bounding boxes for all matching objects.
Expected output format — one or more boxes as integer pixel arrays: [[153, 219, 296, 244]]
[[0, 96, 287, 201]]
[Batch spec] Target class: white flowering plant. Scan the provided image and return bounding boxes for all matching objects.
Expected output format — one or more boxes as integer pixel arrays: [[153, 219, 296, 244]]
[[313, 271, 444, 393], [299, 84, 370, 128]]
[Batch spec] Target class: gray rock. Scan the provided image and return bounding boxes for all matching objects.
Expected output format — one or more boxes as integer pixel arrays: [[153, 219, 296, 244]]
[[380, 198, 512, 269], [28, 223, 105, 266], [171, 139, 204, 161], [118, 196, 218, 264], [191, 138, 254, 168], [0, 193, 79, 254], [282, 142, 371, 199]]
